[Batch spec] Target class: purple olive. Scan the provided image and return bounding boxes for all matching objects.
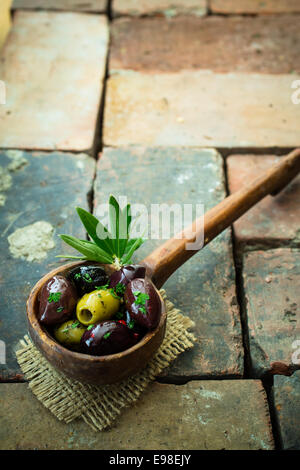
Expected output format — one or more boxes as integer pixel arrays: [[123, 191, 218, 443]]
[[124, 278, 161, 330], [67, 265, 108, 296], [109, 264, 146, 289], [80, 321, 137, 356], [39, 275, 78, 325]]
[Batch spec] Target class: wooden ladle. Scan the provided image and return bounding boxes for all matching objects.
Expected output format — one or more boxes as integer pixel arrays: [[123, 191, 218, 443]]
[[26, 149, 300, 385]]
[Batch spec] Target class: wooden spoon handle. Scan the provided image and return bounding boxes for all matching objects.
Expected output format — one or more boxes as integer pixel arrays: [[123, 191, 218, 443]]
[[141, 148, 300, 288]]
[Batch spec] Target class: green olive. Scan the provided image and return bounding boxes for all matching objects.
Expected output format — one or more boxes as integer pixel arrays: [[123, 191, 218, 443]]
[[76, 289, 120, 326], [54, 320, 86, 345]]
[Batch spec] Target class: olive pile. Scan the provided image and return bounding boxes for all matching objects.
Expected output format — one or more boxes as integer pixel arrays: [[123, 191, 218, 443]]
[[38, 264, 162, 356]]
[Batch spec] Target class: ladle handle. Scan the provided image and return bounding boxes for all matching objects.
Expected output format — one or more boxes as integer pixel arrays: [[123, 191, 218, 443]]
[[141, 148, 300, 289]]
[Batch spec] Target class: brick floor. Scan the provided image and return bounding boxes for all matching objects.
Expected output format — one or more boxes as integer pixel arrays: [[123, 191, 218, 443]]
[[227, 154, 300, 248], [0, 150, 95, 380], [0, 11, 108, 151], [211, 0, 300, 14], [110, 15, 300, 74], [113, 0, 207, 17], [1, 1, 300, 450], [274, 371, 300, 450], [13, 0, 108, 12], [103, 71, 300, 148], [94, 147, 243, 379], [0, 380, 274, 450], [243, 249, 300, 378]]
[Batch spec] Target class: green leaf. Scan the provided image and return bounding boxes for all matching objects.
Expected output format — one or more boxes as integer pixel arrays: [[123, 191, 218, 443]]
[[76, 207, 114, 256], [123, 237, 145, 256], [56, 254, 88, 260], [118, 203, 132, 258], [108, 195, 120, 256], [59, 234, 113, 264], [121, 237, 145, 264]]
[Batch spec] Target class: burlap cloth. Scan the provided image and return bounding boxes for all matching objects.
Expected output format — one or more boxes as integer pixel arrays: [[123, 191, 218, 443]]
[[15, 290, 196, 432]]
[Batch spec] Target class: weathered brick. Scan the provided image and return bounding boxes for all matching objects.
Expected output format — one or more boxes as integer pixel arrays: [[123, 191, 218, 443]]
[[243, 249, 300, 378], [110, 15, 300, 74], [13, 0, 107, 12], [0, 11, 108, 151], [103, 71, 300, 148], [113, 0, 207, 17], [0, 380, 274, 449], [0, 1, 12, 49], [94, 147, 243, 379], [211, 0, 300, 14], [274, 371, 300, 450], [0, 150, 95, 380], [227, 154, 300, 248]]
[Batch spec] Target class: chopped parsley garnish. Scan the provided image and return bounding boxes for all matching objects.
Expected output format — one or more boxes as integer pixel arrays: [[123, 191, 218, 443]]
[[56, 306, 64, 313], [83, 273, 93, 282], [61, 320, 80, 333], [48, 292, 62, 303], [103, 332, 111, 340], [115, 282, 126, 296], [127, 319, 135, 329], [74, 273, 81, 280], [133, 291, 149, 315], [95, 283, 109, 290], [87, 324, 94, 330]]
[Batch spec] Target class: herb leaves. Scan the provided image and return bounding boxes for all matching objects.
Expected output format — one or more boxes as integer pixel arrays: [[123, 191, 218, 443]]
[[58, 195, 145, 268]]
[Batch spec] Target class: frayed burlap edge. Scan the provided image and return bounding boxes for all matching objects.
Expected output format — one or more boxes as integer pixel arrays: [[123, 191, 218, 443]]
[[16, 290, 196, 432]]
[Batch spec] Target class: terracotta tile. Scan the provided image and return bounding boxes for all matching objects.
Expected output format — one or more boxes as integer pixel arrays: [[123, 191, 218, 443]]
[[243, 248, 300, 378], [104, 71, 300, 148], [211, 0, 300, 14], [0, 11, 108, 151], [12, 0, 107, 12], [113, 0, 207, 17], [227, 154, 300, 247], [274, 372, 300, 450], [0, 380, 274, 449], [110, 15, 300, 74]]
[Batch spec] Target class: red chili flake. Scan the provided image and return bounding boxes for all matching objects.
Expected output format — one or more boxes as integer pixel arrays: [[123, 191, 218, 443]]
[[133, 333, 139, 339], [118, 320, 126, 326], [91, 333, 95, 338]]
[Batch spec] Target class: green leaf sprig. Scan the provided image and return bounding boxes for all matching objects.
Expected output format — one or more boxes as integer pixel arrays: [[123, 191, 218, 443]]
[[58, 195, 145, 269]]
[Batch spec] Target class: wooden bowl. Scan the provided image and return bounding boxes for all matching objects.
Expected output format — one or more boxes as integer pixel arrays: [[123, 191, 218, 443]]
[[26, 261, 167, 385]]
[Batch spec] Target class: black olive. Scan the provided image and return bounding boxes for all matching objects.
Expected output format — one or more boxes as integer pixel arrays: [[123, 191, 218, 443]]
[[109, 264, 146, 289], [68, 265, 108, 296], [124, 278, 161, 330], [39, 275, 78, 326], [80, 321, 137, 356]]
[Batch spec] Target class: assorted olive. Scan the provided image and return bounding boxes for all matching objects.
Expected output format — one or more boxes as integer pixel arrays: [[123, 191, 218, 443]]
[[124, 278, 161, 330], [109, 264, 146, 288], [39, 275, 78, 325], [76, 288, 120, 325], [38, 264, 162, 357], [68, 265, 108, 296]]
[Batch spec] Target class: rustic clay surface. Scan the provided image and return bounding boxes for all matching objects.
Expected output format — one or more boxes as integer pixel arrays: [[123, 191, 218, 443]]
[[243, 249, 300, 378], [0, 151, 95, 380], [103, 71, 300, 148], [227, 154, 300, 248], [13, 0, 107, 12], [0, 11, 108, 151], [0, 380, 274, 449], [113, 0, 207, 17], [211, 0, 300, 14], [94, 147, 243, 379], [273, 371, 300, 450], [110, 15, 300, 74]]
